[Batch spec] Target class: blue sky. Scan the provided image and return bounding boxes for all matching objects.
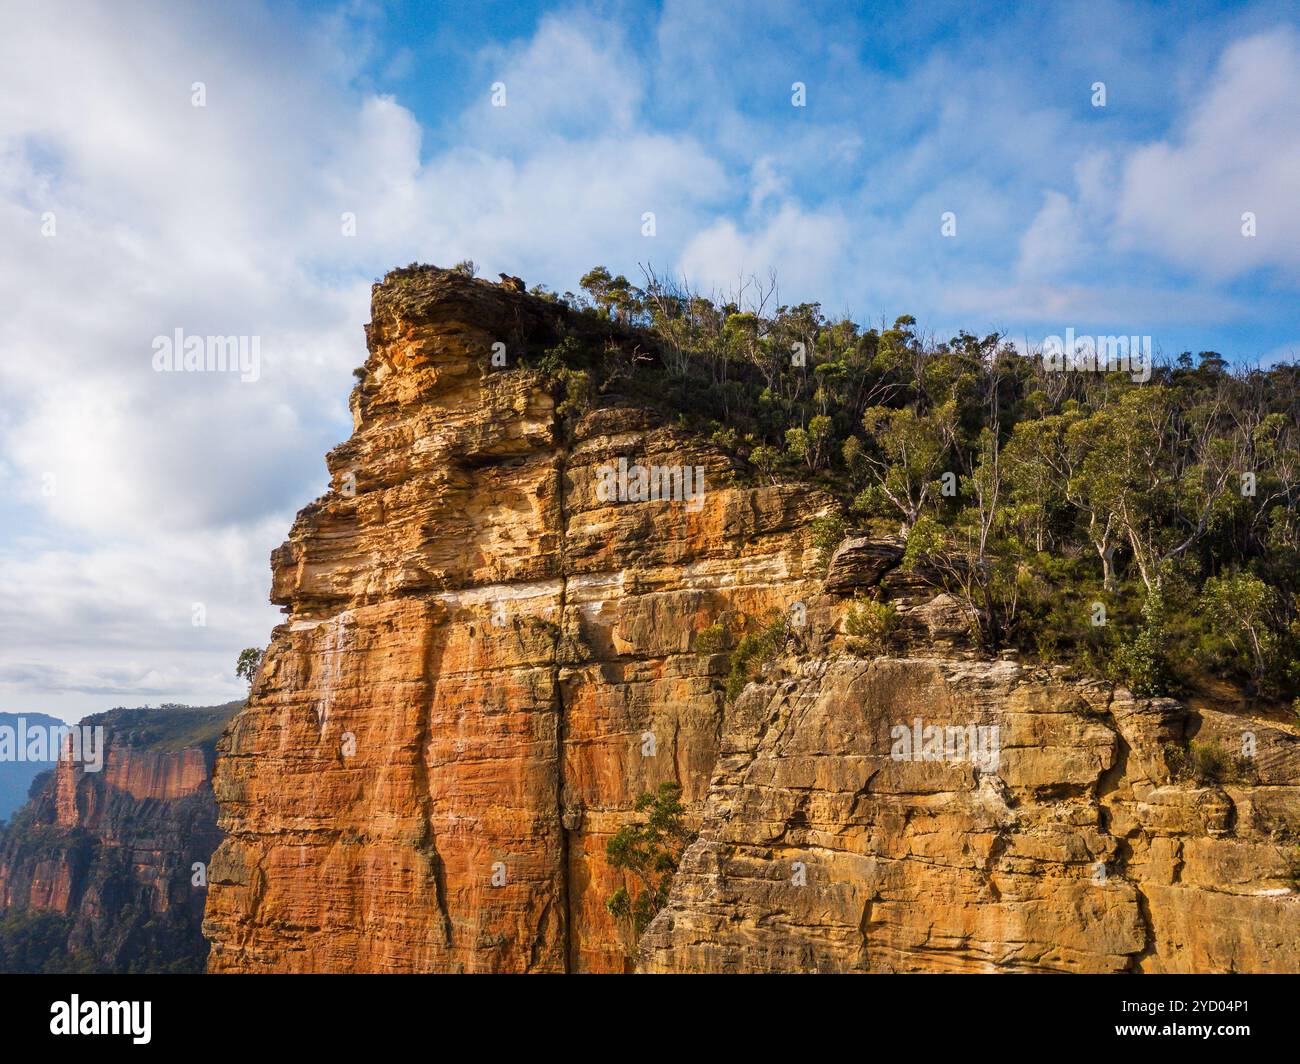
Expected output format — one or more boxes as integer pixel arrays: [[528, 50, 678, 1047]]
[[348, 0, 1300, 360], [1, 0, 1298, 720]]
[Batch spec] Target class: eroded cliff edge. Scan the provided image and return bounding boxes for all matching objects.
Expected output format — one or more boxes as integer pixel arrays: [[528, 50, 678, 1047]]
[[203, 269, 1300, 973]]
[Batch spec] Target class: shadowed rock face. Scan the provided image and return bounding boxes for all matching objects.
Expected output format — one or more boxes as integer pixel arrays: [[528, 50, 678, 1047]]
[[203, 269, 1300, 974], [823, 535, 904, 593]]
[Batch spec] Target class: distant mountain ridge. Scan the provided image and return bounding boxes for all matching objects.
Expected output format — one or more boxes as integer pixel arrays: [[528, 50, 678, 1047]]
[[0, 712, 63, 822]]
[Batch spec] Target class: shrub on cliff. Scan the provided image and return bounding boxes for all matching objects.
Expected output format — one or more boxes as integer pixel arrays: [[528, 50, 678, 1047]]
[[693, 623, 728, 655], [809, 510, 848, 572], [724, 611, 790, 701], [538, 337, 596, 422], [1110, 592, 1177, 698], [1165, 740, 1241, 785], [605, 783, 693, 958], [844, 598, 898, 656]]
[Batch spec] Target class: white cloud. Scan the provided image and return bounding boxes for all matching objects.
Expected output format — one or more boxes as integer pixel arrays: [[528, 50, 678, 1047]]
[[0, 517, 288, 720], [1018, 191, 1090, 280], [469, 13, 645, 145], [679, 203, 849, 304], [0, 2, 1295, 722], [1112, 28, 1300, 280], [0, 3, 397, 718], [0, 2, 733, 719]]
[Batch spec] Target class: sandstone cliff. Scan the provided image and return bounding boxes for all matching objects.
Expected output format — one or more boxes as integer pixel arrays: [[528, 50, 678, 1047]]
[[203, 268, 1300, 973], [204, 269, 831, 972], [0, 703, 236, 972], [639, 655, 1300, 972]]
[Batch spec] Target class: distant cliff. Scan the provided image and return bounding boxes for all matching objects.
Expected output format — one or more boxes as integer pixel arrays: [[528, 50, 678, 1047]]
[[0, 702, 239, 973]]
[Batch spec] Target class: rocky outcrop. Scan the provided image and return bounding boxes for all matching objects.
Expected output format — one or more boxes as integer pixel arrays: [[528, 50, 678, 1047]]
[[0, 703, 236, 973], [638, 658, 1300, 972], [204, 270, 835, 973], [823, 535, 903, 593], [203, 268, 1300, 974]]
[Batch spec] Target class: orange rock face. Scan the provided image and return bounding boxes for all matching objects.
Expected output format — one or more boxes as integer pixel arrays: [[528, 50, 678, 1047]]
[[203, 271, 830, 972], [54, 747, 208, 827], [204, 269, 1300, 973]]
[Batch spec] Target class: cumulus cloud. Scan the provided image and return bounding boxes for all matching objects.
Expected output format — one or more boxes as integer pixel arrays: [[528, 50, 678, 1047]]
[[0, 1, 1295, 721], [0, 516, 289, 719], [470, 14, 645, 143], [0, 3, 391, 719], [679, 202, 849, 302], [0, 1, 733, 720], [1111, 29, 1300, 281]]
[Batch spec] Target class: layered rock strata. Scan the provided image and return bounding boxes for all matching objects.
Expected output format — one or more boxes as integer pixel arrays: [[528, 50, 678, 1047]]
[[204, 271, 832, 972], [639, 656, 1300, 972], [204, 269, 1300, 973]]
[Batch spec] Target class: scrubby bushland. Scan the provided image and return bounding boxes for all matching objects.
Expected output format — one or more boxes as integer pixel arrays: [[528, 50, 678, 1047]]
[[524, 264, 1300, 705]]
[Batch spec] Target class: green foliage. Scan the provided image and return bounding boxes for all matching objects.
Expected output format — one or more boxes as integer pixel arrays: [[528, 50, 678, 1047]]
[[810, 510, 848, 552], [579, 266, 642, 323], [749, 444, 781, 483], [785, 415, 834, 470], [1111, 592, 1177, 697], [0, 911, 98, 974], [694, 623, 728, 655], [538, 336, 597, 422], [605, 783, 693, 954], [80, 702, 241, 755], [493, 263, 1300, 707], [554, 367, 594, 420], [383, 261, 434, 284], [1189, 741, 1234, 784], [235, 647, 264, 688], [1166, 740, 1239, 785], [724, 612, 789, 700], [1199, 571, 1279, 692], [843, 598, 897, 655], [809, 509, 849, 572], [709, 424, 739, 452], [858, 402, 955, 529], [901, 513, 946, 571]]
